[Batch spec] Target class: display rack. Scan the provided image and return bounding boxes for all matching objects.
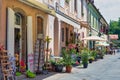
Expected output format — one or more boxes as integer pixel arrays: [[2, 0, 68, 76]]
[[34, 39, 45, 74], [0, 50, 14, 80]]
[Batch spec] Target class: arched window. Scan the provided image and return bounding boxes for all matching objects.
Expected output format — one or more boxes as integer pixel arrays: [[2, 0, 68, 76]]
[[15, 13, 22, 25]]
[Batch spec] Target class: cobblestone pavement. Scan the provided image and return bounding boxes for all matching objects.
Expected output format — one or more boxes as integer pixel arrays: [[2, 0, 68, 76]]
[[21, 53, 120, 80]]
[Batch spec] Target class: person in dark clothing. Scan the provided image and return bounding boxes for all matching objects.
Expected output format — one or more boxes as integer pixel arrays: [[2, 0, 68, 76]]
[[75, 44, 81, 63], [75, 44, 79, 53]]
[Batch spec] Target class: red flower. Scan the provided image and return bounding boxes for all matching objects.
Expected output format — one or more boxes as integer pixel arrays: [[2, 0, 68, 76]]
[[68, 44, 76, 49], [76, 61, 79, 65], [20, 60, 26, 67], [0, 43, 5, 51]]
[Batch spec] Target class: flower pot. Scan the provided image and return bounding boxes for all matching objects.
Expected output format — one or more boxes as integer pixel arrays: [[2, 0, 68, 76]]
[[51, 65, 56, 71], [83, 63, 88, 68], [89, 59, 92, 63], [55, 65, 63, 72], [101, 56, 104, 59], [66, 66, 72, 73]]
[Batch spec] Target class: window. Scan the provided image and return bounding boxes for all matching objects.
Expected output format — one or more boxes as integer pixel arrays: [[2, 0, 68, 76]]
[[93, 17, 94, 28], [60, 0, 65, 7], [82, 32, 84, 46], [81, 0, 84, 16], [74, 0, 77, 12], [62, 28, 64, 42], [82, 32, 84, 38], [37, 17, 43, 34], [88, 10, 91, 25], [66, 28, 69, 42], [91, 14, 94, 27], [15, 13, 21, 25], [69, 0, 72, 12]]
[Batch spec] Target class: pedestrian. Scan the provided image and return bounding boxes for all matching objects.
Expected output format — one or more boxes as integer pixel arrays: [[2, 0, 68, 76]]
[[75, 44, 79, 53], [113, 48, 116, 55], [75, 44, 81, 63]]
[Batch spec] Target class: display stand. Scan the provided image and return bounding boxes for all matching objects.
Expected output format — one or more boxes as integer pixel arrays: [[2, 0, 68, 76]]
[[34, 39, 45, 74], [0, 50, 14, 80]]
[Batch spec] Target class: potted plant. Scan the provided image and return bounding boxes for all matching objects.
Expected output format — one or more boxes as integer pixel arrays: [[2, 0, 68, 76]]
[[91, 50, 97, 61], [88, 56, 94, 63], [98, 50, 104, 59], [54, 59, 64, 72], [16, 72, 22, 76], [49, 59, 56, 71], [62, 48, 73, 73], [26, 70, 36, 78], [81, 48, 89, 68], [88, 51, 95, 63]]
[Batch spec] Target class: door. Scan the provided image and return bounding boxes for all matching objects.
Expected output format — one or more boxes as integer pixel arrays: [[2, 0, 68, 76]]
[[14, 13, 22, 71]]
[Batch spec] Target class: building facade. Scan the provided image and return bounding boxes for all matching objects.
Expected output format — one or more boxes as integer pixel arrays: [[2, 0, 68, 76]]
[[0, 0, 109, 72], [0, 0, 55, 72], [87, 0, 109, 49]]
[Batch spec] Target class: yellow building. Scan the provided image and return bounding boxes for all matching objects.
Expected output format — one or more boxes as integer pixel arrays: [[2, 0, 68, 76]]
[[0, 0, 55, 72]]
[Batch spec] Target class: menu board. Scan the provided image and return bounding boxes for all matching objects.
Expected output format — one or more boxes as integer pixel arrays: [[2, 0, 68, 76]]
[[34, 39, 45, 72]]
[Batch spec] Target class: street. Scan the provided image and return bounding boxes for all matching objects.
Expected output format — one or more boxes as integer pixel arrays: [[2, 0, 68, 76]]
[[43, 53, 120, 80]]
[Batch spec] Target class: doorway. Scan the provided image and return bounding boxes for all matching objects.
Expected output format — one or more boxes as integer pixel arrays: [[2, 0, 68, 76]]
[[14, 13, 24, 71]]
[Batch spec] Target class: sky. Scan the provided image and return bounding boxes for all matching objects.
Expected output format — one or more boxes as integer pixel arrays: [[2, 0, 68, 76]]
[[94, 0, 120, 23]]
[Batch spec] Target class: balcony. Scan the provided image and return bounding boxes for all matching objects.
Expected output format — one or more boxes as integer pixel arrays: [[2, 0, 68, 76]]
[[100, 26, 109, 34], [80, 21, 90, 29]]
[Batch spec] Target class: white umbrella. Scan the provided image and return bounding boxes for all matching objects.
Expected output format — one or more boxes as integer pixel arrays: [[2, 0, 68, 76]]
[[95, 42, 109, 46], [82, 36, 106, 41]]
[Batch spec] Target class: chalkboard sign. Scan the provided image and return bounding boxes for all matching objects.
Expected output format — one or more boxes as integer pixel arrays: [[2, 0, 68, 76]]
[[34, 39, 45, 73]]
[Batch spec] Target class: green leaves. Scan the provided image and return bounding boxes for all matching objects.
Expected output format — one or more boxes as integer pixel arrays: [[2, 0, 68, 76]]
[[65, 0, 70, 4], [62, 48, 73, 66], [109, 19, 120, 40], [81, 50, 89, 64], [45, 36, 52, 43]]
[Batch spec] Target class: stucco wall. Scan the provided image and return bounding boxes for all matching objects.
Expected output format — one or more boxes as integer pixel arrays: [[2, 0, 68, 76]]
[[1, 0, 48, 47], [0, 0, 6, 46]]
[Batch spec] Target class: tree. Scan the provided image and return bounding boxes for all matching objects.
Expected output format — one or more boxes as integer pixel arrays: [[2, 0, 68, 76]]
[[109, 18, 120, 40]]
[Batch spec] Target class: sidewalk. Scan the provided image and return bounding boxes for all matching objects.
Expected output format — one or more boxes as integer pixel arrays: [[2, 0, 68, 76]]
[[17, 53, 119, 80], [18, 68, 81, 80]]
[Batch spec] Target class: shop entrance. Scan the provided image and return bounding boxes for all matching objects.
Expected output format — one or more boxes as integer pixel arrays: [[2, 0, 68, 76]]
[[14, 13, 27, 71], [14, 28, 21, 71]]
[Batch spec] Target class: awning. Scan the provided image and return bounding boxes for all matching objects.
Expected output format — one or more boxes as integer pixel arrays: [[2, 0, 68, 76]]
[[19, 0, 56, 16], [82, 36, 106, 41], [56, 13, 80, 29], [80, 21, 90, 29]]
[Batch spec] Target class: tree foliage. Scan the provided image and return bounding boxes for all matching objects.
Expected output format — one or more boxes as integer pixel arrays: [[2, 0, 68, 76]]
[[109, 18, 120, 40]]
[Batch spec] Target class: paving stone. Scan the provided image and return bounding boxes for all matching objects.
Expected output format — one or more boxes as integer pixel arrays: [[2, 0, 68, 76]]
[[16, 53, 120, 80]]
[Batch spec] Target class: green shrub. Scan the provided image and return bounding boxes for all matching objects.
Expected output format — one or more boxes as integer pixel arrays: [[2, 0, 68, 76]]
[[26, 70, 36, 78], [16, 72, 21, 76], [81, 49, 89, 64]]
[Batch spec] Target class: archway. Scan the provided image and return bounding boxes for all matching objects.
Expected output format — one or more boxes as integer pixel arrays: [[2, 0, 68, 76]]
[[14, 12, 27, 71]]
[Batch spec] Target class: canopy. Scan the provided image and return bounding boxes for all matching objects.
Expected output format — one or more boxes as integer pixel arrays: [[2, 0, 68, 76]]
[[82, 36, 106, 41]]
